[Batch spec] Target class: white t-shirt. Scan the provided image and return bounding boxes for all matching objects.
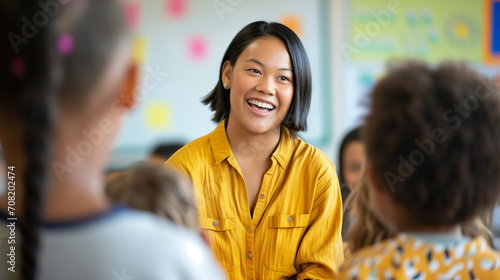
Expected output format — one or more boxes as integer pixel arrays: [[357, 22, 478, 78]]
[[0, 207, 225, 280]]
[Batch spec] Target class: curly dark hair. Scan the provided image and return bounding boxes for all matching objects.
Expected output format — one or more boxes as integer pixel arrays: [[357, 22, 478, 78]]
[[363, 60, 500, 227]]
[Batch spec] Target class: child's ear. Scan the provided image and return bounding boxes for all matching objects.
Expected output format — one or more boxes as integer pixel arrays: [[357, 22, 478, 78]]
[[221, 60, 232, 89], [119, 63, 139, 109]]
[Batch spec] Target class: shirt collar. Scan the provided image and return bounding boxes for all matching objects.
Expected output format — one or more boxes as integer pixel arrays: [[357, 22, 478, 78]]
[[272, 125, 294, 169], [208, 119, 295, 168], [209, 120, 232, 164]]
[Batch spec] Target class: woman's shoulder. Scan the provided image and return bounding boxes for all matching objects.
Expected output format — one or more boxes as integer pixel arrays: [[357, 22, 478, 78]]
[[291, 136, 336, 171], [167, 133, 213, 166], [172, 134, 211, 156]]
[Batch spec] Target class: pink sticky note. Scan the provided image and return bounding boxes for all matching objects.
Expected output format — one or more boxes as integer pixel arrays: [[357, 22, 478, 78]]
[[187, 35, 209, 61], [124, 2, 140, 30], [166, 0, 187, 19]]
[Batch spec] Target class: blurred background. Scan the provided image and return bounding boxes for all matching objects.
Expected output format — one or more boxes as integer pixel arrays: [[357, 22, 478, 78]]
[[107, 0, 500, 170]]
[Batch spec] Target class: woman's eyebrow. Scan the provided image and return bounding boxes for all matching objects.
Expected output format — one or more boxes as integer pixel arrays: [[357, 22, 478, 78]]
[[245, 58, 264, 67], [245, 58, 292, 71]]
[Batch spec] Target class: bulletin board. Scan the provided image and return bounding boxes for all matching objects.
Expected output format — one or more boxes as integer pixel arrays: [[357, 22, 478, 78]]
[[113, 0, 332, 163], [345, 0, 484, 63], [340, 0, 500, 134]]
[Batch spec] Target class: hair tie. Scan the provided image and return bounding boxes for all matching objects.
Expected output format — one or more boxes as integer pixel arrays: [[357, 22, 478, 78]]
[[12, 57, 25, 78], [57, 33, 75, 56]]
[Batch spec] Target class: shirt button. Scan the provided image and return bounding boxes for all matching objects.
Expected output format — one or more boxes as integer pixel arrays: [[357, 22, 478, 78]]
[[247, 253, 253, 259], [213, 221, 220, 227], [287, 216, 293, 222], [260, 194, 265, 198], [247, 227, 252, 233]]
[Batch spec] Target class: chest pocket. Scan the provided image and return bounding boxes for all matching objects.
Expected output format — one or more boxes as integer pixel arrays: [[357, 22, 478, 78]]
[[264, 214, 310, 272], [200, 217, 239, 272]]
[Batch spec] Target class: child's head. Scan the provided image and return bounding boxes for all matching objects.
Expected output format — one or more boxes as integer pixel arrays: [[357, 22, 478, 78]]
[[106, 164, 199, 231], [149, 142, 185, 164], [202, 21, 312, 136], [338, 126, 366, 189], [1, 1, 132, 113], [1, 1, 134, 278], [363, 61, 500, 231]]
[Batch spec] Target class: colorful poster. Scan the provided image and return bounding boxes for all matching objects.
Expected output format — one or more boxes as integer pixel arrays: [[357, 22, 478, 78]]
[[346, 0, 483, 62]]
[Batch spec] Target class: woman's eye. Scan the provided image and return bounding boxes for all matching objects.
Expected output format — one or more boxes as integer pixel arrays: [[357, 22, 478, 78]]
[[278, 76, 291, 82], [247, 69, 261, 74]]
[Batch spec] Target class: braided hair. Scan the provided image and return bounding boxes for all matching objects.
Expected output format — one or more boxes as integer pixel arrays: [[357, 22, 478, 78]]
[[1, 2, 57, 279], [1, 1, 127, 279]]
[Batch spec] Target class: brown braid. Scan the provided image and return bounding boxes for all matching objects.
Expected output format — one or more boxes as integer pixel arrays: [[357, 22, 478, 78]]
[[18, 1, 57, 280]]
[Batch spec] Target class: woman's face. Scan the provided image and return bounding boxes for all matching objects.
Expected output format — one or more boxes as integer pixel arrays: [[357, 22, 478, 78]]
[[224, 36, 294, 136], [342, 140, 367, 189]]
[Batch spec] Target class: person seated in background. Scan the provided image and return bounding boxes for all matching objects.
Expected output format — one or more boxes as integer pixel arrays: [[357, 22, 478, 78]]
[[338, 126, 366, 194], [337, 126, 367, 244], [343, 176, 392, 260], [338, 61, 500, 279], [105, 142, 185, 182], [149, 142, 185, 164], [106, 164, 199, 231]]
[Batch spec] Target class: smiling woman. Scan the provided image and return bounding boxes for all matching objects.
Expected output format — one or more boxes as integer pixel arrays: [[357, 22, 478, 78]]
[[223, 36, 294, 140], [166, 21, 344, 280]]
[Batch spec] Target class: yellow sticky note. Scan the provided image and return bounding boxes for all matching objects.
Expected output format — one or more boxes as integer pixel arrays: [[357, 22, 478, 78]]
[[146, 103, 172, 130], [280, 15, 303, 38], [132, 35, 147, 64]]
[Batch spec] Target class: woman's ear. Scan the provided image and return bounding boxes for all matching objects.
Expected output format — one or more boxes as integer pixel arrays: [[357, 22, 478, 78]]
[[221, 60, 232, 89], [119, 63, 139, 109]]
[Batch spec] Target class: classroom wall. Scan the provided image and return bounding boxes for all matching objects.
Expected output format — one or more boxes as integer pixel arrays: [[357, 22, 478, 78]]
[[109, 0, 332, 169], [108, 0, 500, 170]]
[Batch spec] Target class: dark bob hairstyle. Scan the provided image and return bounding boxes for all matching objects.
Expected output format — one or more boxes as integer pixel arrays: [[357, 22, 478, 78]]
[[202, 21, 312, 135]]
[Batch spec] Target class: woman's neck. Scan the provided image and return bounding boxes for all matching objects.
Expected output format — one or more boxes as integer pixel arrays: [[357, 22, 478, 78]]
[[225, 118, 281, 161]]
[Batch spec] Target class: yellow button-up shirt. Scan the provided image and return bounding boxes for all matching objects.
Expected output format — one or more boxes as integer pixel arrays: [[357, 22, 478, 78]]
[[166, 120, 344, 280]]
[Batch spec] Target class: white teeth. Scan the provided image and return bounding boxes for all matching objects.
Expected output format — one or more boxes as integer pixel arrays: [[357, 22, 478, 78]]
[[248, 100, 274, 110]]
